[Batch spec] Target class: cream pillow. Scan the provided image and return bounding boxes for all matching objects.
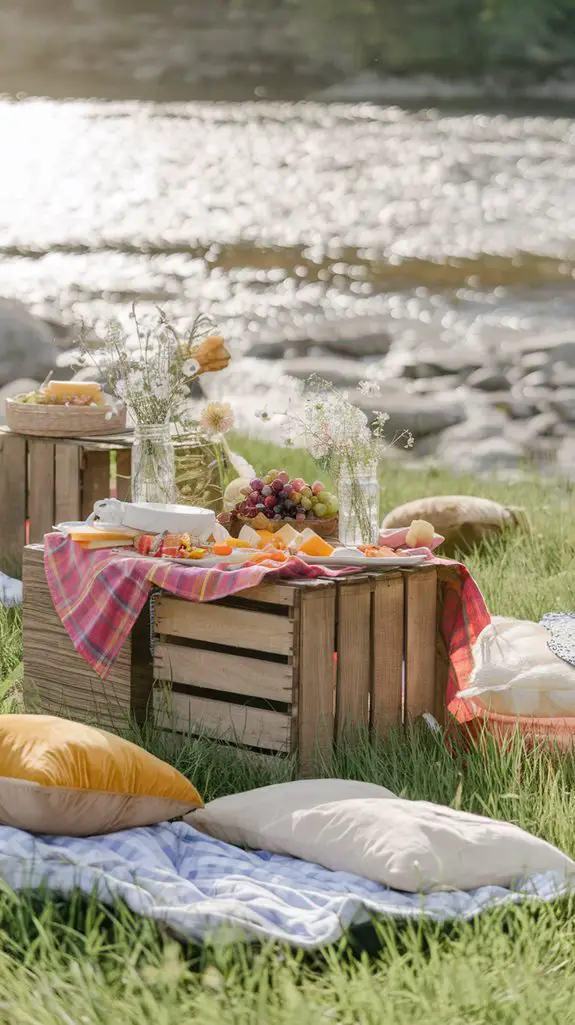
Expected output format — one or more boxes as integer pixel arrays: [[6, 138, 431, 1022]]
[[185, 778, 395, 848], [189, 790, 575, 892]]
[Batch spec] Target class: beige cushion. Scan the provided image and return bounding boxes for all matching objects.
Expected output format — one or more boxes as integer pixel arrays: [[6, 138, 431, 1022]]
[[382, 495, 528, 557], [188, 786, 575, 892], [185, 778, 395, 848]]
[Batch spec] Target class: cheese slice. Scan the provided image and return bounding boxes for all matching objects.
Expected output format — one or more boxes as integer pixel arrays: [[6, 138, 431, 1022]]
[[274, 523, 300, 547]]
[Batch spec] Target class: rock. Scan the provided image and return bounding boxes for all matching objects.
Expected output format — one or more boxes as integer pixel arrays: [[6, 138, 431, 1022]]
[[0, 300, 59, 387], [399, 349, 482, 380], [503, 331, 575, 369], [550, 362, 575, 389], [382, 494, 529, 557], [441, 436, 526, 476], [0, 379, 40, 422], [522, 412, 560, 440], [549, 389, 575, 422], [409, 375, 462, 394], [246, 317, 392, 360], [280, 357, 379, 389], [557, 437, 575, 478], [467, 367, 510, 392], [353, 388, 466, 439]]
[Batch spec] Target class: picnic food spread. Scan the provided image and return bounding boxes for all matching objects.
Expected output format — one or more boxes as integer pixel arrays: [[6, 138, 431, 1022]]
[[225, 470, 340, 531]]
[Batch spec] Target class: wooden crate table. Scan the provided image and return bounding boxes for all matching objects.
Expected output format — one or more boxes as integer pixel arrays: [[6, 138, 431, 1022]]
[[22, 544, 448, 773], [0, 427, 221, 575]]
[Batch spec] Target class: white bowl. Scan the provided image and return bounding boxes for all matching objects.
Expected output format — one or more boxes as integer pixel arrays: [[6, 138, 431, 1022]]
[[120, 502, 215, 539]]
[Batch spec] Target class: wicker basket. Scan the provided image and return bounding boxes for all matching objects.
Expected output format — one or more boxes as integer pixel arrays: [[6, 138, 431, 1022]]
[[234, 512, 339, 539], [5, 397, 126, 437]]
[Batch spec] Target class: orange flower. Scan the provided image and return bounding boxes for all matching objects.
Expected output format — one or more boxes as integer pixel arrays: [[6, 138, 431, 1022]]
[[184, 335, 231, 376]]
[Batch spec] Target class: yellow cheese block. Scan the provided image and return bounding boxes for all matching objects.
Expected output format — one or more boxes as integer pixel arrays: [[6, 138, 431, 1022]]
[[70, 526, 133, 543], [274, 523, 300, 547], [45, 381, 106, 405]]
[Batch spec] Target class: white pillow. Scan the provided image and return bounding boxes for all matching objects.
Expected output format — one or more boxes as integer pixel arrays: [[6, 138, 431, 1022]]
[[459, 616, 575, 717], [188, 788, 575, 893], [185, 778, 395, 849]]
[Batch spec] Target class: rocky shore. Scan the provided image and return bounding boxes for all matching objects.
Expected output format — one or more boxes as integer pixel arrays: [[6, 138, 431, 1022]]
[[2, 297, 574, 480]]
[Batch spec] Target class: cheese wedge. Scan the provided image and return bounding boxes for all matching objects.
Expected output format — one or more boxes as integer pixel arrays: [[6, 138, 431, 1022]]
[[274, 523, 300, 547], [299, 535, 334, 558]]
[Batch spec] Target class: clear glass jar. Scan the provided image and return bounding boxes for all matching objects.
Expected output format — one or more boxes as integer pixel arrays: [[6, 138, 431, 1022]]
[[131, 423, 176, 504], [337, 460, 380, 548]]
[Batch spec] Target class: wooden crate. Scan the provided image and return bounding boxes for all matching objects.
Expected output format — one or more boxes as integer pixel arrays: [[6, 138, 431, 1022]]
[[0, 428, 222, 575], [22, 545, 153, 729], [152, 566, 446, 773]]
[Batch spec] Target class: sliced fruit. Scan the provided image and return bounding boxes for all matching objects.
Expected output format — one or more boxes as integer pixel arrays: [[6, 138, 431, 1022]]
[[212, 543, 233, 556]]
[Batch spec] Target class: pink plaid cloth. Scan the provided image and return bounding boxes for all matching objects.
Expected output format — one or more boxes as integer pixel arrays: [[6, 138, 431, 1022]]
[[43, 531, 490, 719]]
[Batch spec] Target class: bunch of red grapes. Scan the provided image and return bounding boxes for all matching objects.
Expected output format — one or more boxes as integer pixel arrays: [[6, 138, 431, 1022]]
[[235, 469, 339, 522]]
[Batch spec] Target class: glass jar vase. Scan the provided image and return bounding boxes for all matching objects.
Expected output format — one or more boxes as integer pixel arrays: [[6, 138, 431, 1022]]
[[337, 460, 380, 548], [131, 423, 176, 504]]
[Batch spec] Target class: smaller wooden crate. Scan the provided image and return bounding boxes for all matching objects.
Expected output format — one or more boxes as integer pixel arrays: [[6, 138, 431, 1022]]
[[22, 546, 153, 729], [0, 428, 223, 575], [153, 566, 446, 772]]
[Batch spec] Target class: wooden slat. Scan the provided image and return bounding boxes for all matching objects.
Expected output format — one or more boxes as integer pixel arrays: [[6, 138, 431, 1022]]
[[335, 578, 372, 734], [81, 449, 111, 519], [405, 568, 438, 721], [115, 447, 132, 502], [225, 582, 296, 607], [153, 688, 291, 751], [434, 578, 450, 725], [54, 443, 81, 523], [28, 440, 55, 543], [155, 596, 293, 656], [154, 642, 293, 702], [0, 433, 27, 573], [22, 546, 133, 728], [294, 585, 336, 774], [371, 573, 404, 733]]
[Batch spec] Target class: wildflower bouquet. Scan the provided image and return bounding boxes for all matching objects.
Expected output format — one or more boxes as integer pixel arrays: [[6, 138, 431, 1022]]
[[80, 306, 234, 505], [266, 378, 413, 545]]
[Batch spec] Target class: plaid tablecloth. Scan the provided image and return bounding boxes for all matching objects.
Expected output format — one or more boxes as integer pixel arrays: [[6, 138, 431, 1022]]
[[43, 533, 489, 720]]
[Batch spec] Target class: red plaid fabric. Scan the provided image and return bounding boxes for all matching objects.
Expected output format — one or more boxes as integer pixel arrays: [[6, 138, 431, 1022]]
[[43, 533, 490, 718]]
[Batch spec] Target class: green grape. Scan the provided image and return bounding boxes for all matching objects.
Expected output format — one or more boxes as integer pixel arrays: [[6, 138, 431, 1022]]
[[301, 497, 313, 511], [313, 502, 327, 518]]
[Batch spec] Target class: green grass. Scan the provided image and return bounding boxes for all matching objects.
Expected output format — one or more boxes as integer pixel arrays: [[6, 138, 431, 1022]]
[[3, 443, 575, 1023]]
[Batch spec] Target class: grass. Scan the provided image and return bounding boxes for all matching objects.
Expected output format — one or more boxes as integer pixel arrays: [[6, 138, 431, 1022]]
[[3, 443, 575, 1022]]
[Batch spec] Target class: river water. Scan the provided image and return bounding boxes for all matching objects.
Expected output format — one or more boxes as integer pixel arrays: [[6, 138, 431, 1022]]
[[1, 97, 575, 424]]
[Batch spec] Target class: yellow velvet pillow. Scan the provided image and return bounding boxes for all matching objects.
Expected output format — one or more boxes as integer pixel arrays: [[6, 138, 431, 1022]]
[[0, 714, 203, 836]]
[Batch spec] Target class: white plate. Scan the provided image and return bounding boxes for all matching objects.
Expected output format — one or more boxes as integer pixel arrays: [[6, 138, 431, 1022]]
[[298, 553, 428, 568]]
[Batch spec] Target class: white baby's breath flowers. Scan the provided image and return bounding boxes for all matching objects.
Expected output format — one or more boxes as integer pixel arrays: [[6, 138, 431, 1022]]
[[358, 379, 381, 396]]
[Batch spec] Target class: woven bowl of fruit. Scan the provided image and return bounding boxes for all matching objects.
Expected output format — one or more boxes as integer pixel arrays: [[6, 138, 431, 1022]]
[[226, 470, 339, 539]]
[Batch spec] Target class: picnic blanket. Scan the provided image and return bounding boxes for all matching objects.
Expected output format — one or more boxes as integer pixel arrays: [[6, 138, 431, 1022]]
[[43, 532, 489, 717], [0, 819, 569, 949]]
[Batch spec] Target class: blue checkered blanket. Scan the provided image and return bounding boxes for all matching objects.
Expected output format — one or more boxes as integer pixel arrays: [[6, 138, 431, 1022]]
[[0, 821, 569, 948]]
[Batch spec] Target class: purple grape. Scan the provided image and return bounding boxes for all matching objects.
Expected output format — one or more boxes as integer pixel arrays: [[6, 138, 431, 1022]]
[[278, 471, 289, 484], [271, 479, 284, 494], [264, 509, 274, 518], [296, 511, 306, 521], [244, 508, 257, 518], [250, 478, 264, 492], [256, 502, 265, 511], [261, 485, 272, 497], [273, 513, 282, 520], [248, 492, 260, 504], [264, 495, 277, 510]]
